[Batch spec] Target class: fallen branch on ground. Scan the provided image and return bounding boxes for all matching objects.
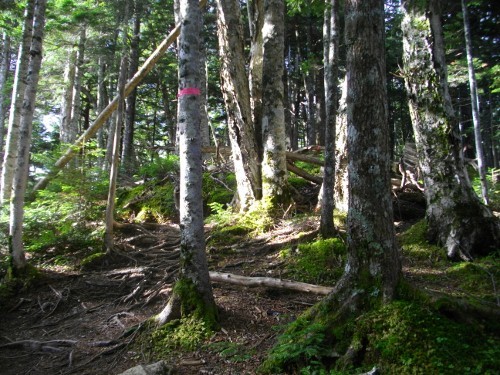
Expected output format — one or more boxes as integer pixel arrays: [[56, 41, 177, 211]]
[[209, 271, 333, 295]]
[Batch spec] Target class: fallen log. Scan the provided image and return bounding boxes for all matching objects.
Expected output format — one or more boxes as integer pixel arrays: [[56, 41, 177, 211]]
[[209, 271, 333, 295], [287, 162, 323, 184], [285, 151, 323, 166]]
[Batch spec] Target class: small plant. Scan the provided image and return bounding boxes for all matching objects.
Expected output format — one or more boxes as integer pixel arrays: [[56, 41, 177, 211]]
[[208, 341, 254, 363]]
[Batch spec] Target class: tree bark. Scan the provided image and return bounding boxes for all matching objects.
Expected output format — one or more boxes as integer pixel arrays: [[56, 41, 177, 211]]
[[0, 0, 34, 205], [0, 32, 11, 154], [319, 0, 340, 238], [401, 0, 500, 260], [60, 47, 76, 144], [261, 0, 290, 208], [68, 25, 86, 145], [334, 77, 348, 212], [216, 0, 262, 210], [9, 0, 47, 272], [122, 3, 141, 174], [104, 29, 128, 251], [156, 0, 216, 326], [461, 0, 489, 205]]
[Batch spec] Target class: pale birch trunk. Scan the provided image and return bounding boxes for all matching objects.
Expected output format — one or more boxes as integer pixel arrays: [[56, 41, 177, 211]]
[[401, 0, 499, 259], [461, 0, 489, 205], [9, 0, 46, 272], [0, 32, 11, 153], [0, 0, 34, 205], [156, 0, 216, 326], [334, 77, 348, 212], [261, 0, 290, 208], [216, 0, 261, 210]]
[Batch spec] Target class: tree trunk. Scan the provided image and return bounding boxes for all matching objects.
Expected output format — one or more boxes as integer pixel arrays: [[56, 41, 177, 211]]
[[216, 0, 262, 210], [122, 4, 141, 174], [69, 25, 86, 144], [156, 0, 216, 327], [248, 0, 264, 161], [0, 0, 34, 206], [401, 0, 499, 260], [0, 32, 11, 154], [60, 47, 76, 144], [334, 77, 348, 212], [9, 0, 47, 272], [292, 1, 400, 367], [261, 0, 290, 208], [104, 39, 128, 251], [461, 0, 489, 205], [319, 0, 340, 238]]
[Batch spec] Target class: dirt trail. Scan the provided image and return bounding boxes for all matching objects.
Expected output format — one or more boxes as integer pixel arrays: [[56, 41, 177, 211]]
[[0, 221, 322, 374]]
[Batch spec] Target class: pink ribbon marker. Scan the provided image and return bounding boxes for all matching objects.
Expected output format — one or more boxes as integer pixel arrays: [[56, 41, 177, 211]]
[[177, 87, 201, 97]]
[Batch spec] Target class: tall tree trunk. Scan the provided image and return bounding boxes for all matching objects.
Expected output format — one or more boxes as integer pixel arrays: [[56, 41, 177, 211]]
[[69, 25, 86, 144], [248, 0, 264, 161], [261, 0, 290, 208], [216, 0, 261, 210], [319, 0, 339, 238], [96, 55, 108, 168], [461, 0, 489, 205], [401, 0, 500, 260], [60, 47, 76, 144], [156, 0, 216, 327], [104, 50, 128, 251], [122, 3, 141, 173], [0, 32, 11, 155], [296, 1, 400, 367], [0, 0, 34, 206], [9, 0, 47, 272], [334, 77, 348, 212]]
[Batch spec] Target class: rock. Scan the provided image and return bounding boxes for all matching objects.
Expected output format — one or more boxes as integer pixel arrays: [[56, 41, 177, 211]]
[[359, 366, 379, 375], [117, 361, 173, 375]]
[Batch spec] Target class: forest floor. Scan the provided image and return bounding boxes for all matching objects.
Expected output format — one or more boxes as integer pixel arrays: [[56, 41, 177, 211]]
[[0, 211, 497, 374]]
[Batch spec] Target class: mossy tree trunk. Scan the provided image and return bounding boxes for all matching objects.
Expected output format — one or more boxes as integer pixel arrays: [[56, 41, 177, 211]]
[[282, 0, 400, 368], [261, 0, 290, 209], [401, 0, 499, 260], [216, 0, 262, 211], [155, 0, 216, 327]]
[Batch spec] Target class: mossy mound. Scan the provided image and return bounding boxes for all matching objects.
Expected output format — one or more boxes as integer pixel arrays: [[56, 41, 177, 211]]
[[280, 238, 346, 285], [261, 298, 499, 374]]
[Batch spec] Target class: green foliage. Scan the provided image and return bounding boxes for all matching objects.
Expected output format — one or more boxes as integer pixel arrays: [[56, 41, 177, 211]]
[[280, 238, 346, 285], [203, 173, 236, 213], [207, 223, 252, 248], [137, 155, 179, 180], [470, 168, 500, 211]]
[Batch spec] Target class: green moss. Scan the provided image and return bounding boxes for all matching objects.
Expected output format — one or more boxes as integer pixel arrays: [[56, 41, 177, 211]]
[[400, 220, 445, 261], [80, 251, 107, 269], [208, 341, 255, 363], [445, 259, 499, 304], [173, 278, 218, 328], [262, 297, 499, 374], [281, 238, 346, 285], [207, 224, 252, 248]]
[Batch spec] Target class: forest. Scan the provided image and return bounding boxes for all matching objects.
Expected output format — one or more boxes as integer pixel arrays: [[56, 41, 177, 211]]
[[0, 0, 498, 374]]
